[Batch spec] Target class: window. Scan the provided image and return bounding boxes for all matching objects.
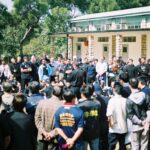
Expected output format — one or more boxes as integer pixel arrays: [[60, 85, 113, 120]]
[[78, 37, 87, 42], [123, 46, 128, 53], [123, 36, 136, 42], [98, 37, 109, 42], [104, 46, 108, 52], [77, 45, 81, 51]]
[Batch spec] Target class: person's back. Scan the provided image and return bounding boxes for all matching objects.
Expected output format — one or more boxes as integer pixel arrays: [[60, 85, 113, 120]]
[[0, 82, 14, 114], [26, 81, 44, 115], [107, 82, 127, 150], [127, 78, 150, 150], [8, 111, 36, 150], [7, 93, 36, 150]]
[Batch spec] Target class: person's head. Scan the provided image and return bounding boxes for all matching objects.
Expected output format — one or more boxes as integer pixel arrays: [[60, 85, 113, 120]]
[[100, 56, 105, 63], [3, 82, 12, 93], [29, 81, 40, 94], [141, 57, 146, 64], [73, 62, 79, 69], [41, 59, 46, 65], [1, 60, 6, 65], [11, 58, 16, 64], [63, 88, 76, 103], [138, 76, 147, 89], [147, 59, 150, 64], [17, 56, 21, 63], [129, 78, 139, 90], [128, 58, 133, 65], [119, 73, 129, 84], [13, 93, 27, 112], [80, 84, 94, 99], [23, 56, 28, 63], [31, 55, 36, 63], [50, 57, 54, 63], [53, 85, 62, 97], [112, 82, 123, 95]]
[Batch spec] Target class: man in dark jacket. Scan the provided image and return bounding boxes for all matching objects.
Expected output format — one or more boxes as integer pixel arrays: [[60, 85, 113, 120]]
[[127, 78, 150, 150], [67, 63, 86, 99], [26, 81, 44, 115], [77, 85, 101, 150], [7, 93, 36, 150]]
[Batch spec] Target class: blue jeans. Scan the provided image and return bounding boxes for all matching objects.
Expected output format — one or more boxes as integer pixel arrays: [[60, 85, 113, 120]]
[[83, 137, 99, 150]]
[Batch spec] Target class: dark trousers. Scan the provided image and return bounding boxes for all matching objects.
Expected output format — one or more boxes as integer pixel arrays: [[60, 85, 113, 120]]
[[108, 133, 126, 150], [37, 140, 58, 150], [99, 121, 109, 150], [21, 78, 31, 92]]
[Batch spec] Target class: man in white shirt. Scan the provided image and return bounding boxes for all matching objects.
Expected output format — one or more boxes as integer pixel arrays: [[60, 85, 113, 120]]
[[107, 82, 127, 150], [96, 57, 108, 84]]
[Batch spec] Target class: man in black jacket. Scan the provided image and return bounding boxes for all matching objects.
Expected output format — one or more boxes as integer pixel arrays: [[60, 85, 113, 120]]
[[127, 78, 150, 150], [77, 85, 101, 150], [67, 63, 86, 99], [8, 93, 36, 150]]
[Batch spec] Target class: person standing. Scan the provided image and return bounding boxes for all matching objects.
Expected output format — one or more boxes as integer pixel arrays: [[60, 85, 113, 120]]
[[0, 59, 11, 83], [107, 82, 127, 150], [7, 93, 36, 150], [96, 57, 108, 84], [127, 78, 150, 150], [77, 85, 101, 150], [30, 55, 39, 82], [9, 58, 18, 80], [35, 86, 63, 150], [20, 56, 32, 92], [67, 63, 86, 99], [55, 88, 84, 150], [38, 59, 52, 82]]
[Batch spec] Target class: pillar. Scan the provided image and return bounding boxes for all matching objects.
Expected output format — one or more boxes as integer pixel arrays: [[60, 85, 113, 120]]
[[88, 35, 94, 60], [116, 34, 122, 59], [68, 36, 73, 59]]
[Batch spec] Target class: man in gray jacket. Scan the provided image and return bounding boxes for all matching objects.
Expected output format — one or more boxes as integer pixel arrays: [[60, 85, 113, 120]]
[[127, 78, 150, 150]]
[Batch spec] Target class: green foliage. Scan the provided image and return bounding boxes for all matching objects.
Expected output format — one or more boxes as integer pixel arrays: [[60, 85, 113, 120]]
[[45, 7, 70, 32], [87, 0, 119, 13]]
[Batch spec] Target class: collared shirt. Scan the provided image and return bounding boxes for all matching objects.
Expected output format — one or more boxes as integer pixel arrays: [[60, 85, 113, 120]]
[[107, 94, 127, 134]]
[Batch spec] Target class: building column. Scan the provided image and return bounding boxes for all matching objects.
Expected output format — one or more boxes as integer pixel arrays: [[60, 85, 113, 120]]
[[88, 35, 94, 59], [141, 34, 147, 58], [50, 37, 55, 57], [116, 34, 122, 58], [68, 36, 73, 59]]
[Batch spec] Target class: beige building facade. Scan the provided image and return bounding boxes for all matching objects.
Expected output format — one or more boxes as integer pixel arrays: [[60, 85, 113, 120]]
[[51, 6, 150, 64]]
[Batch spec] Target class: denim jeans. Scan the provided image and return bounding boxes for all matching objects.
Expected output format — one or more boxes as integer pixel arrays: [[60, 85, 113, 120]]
[[83, 137, 99, 150]]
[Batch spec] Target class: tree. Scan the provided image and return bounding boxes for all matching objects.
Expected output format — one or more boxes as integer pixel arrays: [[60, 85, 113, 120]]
[[87, 0, 119, 13]]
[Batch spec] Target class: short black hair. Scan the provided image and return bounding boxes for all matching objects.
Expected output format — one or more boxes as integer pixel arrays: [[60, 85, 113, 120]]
[[113, 82, 123, 95], [53, 86, 62, 97], [129, 78, 138, 89], [13, 93, 27, 111], [29, 81, 40, 94], [63, 88, 76, 102], [80, 84, 94, 99], [119, 73, 129, 83], [138, 76, 147, 86], [3, 82, 12, 93]]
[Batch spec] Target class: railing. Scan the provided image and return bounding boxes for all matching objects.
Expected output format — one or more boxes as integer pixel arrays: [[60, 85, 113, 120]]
[[69, 23, 149, 32]]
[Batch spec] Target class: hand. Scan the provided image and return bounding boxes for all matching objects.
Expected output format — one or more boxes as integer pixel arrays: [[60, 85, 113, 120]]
[[66, 138, 75, 149], [142, 121, 150, 127], [42, 131, 50, 141]]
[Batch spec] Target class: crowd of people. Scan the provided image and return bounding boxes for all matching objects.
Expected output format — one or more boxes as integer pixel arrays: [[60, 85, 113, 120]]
[[0, 54, 150, 150]]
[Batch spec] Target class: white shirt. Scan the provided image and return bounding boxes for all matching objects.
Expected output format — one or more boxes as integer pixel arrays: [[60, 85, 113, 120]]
[[96, 61, 107, 75], [107, 94, 127, 133]]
